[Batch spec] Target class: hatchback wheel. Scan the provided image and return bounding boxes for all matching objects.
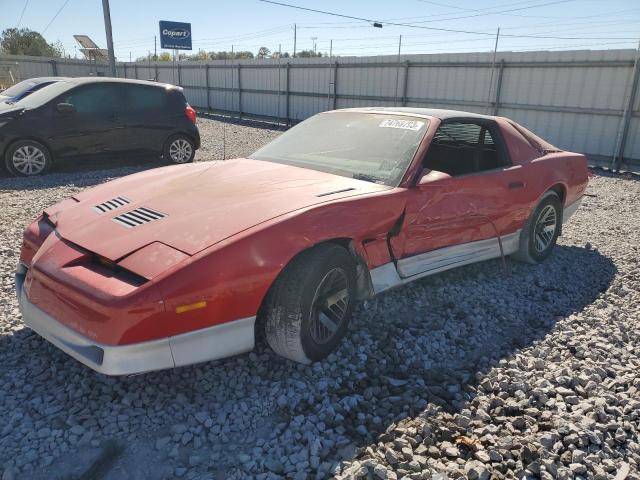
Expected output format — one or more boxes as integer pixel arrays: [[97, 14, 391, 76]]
[[5, 140, 52, 176], [164, 135, 195, 164], [263, 244, 357, 364], [513, 191, 562, 264]]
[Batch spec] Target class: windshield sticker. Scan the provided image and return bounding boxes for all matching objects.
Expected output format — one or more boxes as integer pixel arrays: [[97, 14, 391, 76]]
[[379, 119, 424, 131]]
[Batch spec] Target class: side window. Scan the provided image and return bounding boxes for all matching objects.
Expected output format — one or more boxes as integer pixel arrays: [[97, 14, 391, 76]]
[[63, 84, 118, 115], [123, 85, 168, 113], [424, 121, 509, 176]]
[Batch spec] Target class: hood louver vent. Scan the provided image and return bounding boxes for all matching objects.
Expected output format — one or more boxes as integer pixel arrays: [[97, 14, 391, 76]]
[[94, 196, 130, 213], [112, 207, 166, 228]]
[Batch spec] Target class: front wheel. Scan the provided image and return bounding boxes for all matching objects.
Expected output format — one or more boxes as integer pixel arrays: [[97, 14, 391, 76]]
[[5, 140, 52, 176], [512, 191, 562, 264], [262, 244, 357, 364], [163, 134, 195, 164]]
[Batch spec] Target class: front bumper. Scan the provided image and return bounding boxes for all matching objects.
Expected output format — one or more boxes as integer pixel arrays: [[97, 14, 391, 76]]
[[16, 264, 255, 375]]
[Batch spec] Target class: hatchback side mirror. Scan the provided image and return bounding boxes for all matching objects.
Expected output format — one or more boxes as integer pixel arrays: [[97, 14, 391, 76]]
[[56, 102, 76, 114]]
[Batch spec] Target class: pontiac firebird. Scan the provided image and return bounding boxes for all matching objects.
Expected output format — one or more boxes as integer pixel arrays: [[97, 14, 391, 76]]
[[16, 108, 588, 375]]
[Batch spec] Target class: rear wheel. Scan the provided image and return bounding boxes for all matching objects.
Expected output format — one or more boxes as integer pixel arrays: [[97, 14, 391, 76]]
[[164, 134, 195, 164], [263, 244, 357, 364], [5, 140, 52, 176], [512, 191, 562, 264]]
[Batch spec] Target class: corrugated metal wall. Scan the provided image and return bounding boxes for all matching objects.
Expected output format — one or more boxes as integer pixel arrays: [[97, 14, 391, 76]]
[[1, 49, 638, 171]]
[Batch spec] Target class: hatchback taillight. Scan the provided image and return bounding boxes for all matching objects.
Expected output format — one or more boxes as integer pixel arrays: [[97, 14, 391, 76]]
[[185, 104, 196, 124]]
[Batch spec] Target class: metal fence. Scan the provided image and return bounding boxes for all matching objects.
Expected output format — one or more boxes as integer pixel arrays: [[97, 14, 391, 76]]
[[2, 49, 639, 171]]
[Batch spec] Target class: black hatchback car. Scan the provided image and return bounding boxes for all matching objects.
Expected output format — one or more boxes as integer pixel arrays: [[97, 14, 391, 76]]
[[0, 77, 200, 176]]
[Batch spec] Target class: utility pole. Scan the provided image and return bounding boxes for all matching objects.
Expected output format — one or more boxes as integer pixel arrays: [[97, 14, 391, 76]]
[[129, 52, 132, 62], [277, 43, 282, 124], [293, 24, 297, 58], [154, 35, 157, 60], [486, 27, 501, 113], [311, 36, 317, 55], [231, 44, 234, 59], [101, 0, 117, 77], [328, 40, 333, 110], [394, 35, 402, 106]]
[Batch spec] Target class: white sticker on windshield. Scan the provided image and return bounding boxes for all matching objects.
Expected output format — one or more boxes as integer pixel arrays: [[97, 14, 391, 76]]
[[379, 119, 424, 131]]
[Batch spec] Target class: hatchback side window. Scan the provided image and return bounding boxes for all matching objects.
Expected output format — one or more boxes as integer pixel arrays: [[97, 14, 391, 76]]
[[62, 84, 118, 115], [123, 85, 168, 113]]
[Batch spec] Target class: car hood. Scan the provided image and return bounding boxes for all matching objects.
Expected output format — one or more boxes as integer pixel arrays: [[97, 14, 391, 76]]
[[0, 103, 24, 116], [50, 158, 391, 261]]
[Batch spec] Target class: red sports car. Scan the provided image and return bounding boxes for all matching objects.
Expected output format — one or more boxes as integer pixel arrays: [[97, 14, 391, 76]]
[[16, 108, 588, 375]]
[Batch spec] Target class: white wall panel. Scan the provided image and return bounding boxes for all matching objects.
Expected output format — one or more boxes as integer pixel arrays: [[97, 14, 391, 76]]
[[2, 49, 639, 168]]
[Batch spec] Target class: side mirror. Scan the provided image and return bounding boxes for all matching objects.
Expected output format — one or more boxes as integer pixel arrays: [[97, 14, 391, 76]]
[[56, 102, 75, 114], [417, 168, 452, 186]]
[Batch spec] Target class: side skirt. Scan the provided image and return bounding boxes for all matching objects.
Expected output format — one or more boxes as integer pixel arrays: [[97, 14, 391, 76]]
[[370, 230, 521, 295]]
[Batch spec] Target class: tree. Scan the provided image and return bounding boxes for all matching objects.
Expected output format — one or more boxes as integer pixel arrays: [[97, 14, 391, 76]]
[[186, 50, 209, 61], [158, 52, 171, 61], [257, 47, 271, 59], [0, 28, 62, 57], [233, 51, 254, 59], [296, 49, 322, 58]]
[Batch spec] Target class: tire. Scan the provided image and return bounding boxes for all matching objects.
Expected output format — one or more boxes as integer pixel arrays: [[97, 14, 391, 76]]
[[5, 140, 52, 177], [263, 244, 357, 364], [163, 134, 195, 164], [512, 191, 562, 264]]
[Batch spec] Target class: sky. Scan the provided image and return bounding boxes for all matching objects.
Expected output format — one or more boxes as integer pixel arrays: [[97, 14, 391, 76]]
[[1, 0, 639, 60]]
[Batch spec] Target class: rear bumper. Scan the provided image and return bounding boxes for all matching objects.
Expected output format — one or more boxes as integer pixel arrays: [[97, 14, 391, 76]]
[[193, 127, 201, 149], [16, 264, 255, 376]]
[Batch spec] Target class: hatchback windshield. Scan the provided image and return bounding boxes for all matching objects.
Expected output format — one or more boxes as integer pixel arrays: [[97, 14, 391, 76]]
[[13, 81, 74, 108], [1, 80, 40, 99], [250, 112, 429, 186]]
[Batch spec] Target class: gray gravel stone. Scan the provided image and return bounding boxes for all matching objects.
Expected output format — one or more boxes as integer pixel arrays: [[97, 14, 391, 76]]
[[0, 132, 638, 480]]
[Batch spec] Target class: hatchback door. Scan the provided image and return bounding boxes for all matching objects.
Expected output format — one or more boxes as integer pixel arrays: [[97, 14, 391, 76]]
[[47, 82, 126, 158], [119, 84, 177, 154]]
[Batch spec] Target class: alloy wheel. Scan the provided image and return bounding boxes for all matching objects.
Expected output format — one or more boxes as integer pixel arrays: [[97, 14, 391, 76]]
[[169, 138, 192, 163], [12, 145, 47, 175], [309, 268, 350, 344], [533, 204, 557, 253]]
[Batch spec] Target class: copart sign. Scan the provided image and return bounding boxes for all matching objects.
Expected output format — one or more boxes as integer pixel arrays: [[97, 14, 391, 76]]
[[159, 21, 192, 50]]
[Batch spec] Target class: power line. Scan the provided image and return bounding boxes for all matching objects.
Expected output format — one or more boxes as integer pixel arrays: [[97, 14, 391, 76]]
[[42, 0, 71, 35], [16, 0, 29, 29], [296, 0, 548, 27], [258, 0, 638, 41], [406, 0, 577, 25], [257, 0, 505, 36]]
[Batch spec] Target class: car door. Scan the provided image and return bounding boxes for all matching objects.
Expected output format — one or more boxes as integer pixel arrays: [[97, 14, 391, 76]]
[[47, 82, 125, 158], [391, 120, 533, 278], [119, 83, 173, 153]]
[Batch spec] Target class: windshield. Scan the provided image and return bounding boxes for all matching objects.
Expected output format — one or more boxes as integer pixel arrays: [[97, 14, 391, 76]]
[[13, 81, 74, 108], [249, 112, 429, 186], [1, 80, 39, 98]]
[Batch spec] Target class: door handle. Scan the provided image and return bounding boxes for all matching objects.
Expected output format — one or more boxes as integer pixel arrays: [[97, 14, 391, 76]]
[[509, 181, 525, 189]]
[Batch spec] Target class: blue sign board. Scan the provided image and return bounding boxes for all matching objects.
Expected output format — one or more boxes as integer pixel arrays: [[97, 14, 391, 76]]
[[159, 21, 192, 50]]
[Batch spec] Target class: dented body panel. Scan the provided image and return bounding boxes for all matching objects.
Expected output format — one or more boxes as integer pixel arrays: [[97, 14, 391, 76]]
[[16, 107, 589, 375]]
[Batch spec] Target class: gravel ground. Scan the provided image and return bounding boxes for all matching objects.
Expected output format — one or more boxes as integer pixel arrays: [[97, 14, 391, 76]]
[[0, 118, 638, 480]]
